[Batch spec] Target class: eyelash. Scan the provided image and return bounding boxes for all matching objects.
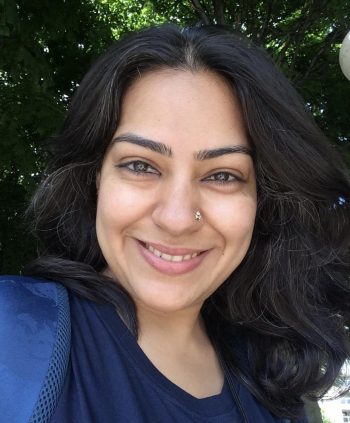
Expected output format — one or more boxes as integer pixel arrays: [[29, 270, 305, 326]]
[[116, 160, 243, 184], [203, 172, 242, 184], [116, 160, 159, 175]]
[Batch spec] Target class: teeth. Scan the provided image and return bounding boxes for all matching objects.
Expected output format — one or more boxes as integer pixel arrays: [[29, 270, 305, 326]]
[[172, 255, 183, 262], [145, 244, 199, 262], [161, 253, 172, 261]]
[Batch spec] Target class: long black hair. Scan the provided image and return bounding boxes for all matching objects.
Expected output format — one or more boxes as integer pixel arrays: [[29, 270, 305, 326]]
[[25, 24, 350, 419]]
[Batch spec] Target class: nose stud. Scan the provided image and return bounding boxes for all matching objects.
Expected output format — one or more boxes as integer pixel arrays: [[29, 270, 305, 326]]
[[194, 210, 202, 222]]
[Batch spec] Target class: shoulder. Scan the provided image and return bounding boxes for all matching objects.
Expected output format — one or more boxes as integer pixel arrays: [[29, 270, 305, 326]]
[[0, 274, 66, 301], [0, 275, 71, 422], [0, 274, 69, 336]]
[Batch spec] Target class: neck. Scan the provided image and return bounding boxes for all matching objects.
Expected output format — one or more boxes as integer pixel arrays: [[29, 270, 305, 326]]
[[135, 303, 224, 398], [136, 303, 207, 351]]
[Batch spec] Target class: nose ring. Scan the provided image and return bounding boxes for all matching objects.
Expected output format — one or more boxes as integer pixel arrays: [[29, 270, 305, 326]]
[[194, 210, 202, 222]]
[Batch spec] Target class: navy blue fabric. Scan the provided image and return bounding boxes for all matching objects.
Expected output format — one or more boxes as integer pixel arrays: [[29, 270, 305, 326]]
[[0, 276, 70, 423], [0, 276, 308, 422], [51, 293, 289, 423], [51, 294, 241, 422]]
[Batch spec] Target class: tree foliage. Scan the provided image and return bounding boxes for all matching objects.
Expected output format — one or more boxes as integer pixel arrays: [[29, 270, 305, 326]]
[[1, 0, 349, 276], [0, 0, 115, 271]]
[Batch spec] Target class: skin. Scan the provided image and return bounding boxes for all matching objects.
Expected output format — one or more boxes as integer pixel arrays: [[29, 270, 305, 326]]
[[96, 69, 257, 398]]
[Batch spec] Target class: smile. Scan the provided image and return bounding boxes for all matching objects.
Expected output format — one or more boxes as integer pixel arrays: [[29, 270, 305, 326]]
[[137, 240, 209, 275], [145, 244, 199, 262]]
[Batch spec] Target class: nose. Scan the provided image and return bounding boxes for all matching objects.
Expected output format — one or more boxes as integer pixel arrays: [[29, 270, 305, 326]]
[[151, 180, 201, 236]]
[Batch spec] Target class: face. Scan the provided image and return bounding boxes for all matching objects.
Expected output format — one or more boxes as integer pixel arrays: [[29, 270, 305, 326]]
[[96, 69, 256, 315]]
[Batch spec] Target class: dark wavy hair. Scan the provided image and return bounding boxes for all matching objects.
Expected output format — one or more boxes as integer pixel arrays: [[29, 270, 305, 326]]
[[25, 24, 350, 419]]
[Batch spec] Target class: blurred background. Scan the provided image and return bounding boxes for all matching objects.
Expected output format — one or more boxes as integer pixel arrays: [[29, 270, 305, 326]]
[[1, 0, 349, 274]]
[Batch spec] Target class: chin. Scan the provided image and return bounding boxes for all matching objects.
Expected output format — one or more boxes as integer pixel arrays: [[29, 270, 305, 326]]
[[134, 291, 203, 315]]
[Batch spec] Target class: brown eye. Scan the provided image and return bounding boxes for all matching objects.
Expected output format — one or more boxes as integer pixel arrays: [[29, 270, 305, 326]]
[[116, 160, 159, 175], [203, 171, 243, 184]]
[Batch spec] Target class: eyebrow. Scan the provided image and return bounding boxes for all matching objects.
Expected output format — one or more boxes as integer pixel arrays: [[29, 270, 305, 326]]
[[112, 133, 172, 157], [111, 132, 253, 160], [196, 146, 252, 160]]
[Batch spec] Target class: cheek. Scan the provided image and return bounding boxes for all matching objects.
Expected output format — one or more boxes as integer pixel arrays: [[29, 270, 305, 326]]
[[213, 197, 256, 283], [208, 195, 257, 242], [96, 181, 152, 232]]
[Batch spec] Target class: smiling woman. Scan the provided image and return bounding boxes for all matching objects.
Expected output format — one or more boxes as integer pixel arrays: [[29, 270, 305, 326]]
[[96, 70, 256, 315], [1, 24, 350, 423]]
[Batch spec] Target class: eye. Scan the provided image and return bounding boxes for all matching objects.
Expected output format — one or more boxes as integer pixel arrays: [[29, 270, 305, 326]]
[[116, 160, 159, 175], [203, 171, 243, 185]]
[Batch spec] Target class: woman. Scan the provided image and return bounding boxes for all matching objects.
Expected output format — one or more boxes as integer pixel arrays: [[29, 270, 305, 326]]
[[2, 24, 350, 422]]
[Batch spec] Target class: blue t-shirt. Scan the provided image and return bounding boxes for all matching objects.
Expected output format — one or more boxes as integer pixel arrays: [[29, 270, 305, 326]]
[[51, 294, 292, 422], [51, 294, 242, 422]]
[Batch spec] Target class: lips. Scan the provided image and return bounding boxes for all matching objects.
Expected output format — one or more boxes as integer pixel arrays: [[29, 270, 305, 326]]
[[137, 240, 209, 275]]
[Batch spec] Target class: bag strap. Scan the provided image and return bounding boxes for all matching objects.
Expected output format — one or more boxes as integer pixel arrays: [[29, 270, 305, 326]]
[[0, 276, 71, 423]]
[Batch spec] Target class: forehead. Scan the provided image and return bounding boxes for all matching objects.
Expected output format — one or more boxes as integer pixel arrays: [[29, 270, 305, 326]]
[[115, 69, 249, 152]]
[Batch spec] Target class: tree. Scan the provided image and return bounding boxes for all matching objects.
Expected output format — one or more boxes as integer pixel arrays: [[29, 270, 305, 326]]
[[0, 0, 115, 272]]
